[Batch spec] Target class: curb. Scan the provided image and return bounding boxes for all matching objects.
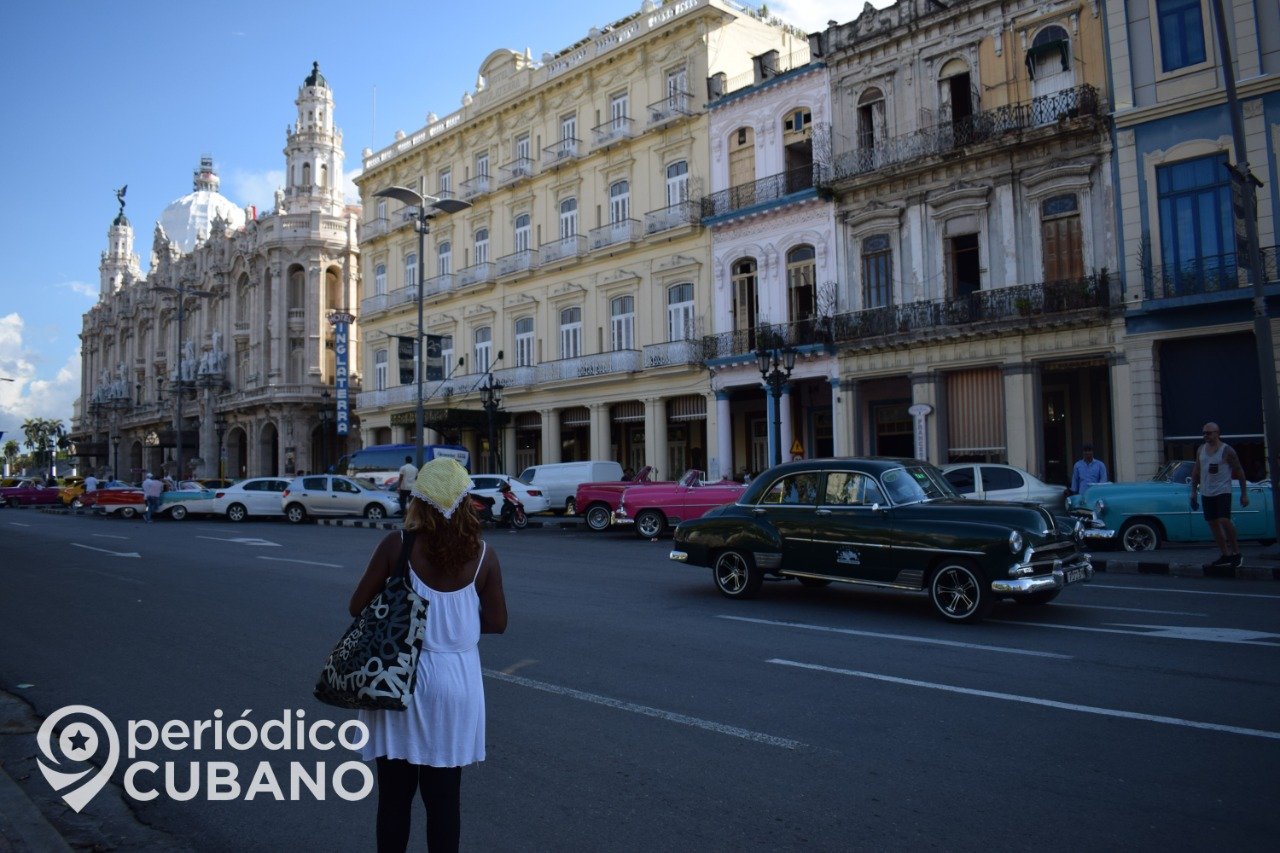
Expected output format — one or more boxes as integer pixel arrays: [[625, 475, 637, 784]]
[[1091, 557, 1280, 581], [316, 518, 559, 531], [0, 764, 73, 853]]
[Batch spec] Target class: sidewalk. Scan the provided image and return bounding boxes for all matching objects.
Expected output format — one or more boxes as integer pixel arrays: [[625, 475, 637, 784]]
[[1090, 542, 1280, 581]]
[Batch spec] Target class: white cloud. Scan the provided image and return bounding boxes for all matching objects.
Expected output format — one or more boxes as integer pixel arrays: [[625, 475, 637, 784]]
[[226, 168, 286, 212], [60, 279, 97, 300], [0, 313, 81, 443], [768, 0, 895, 32]]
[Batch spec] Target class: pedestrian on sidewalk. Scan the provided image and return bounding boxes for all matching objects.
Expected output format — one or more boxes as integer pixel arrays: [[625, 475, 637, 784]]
[[1190, 422, 1249, 567], [348, 458, 507, 853], [396, 456, 418, 514], [1069, 442, 1108, 495], [141, 473, 163, 523], [83, 472, 98, 493]]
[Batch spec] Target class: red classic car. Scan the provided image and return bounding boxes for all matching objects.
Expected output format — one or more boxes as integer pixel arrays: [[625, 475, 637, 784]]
[[612, 470, 747, 538], [576, 465, 666, 531], [79, 483, 145, 517], [0, 480, 64, 508]]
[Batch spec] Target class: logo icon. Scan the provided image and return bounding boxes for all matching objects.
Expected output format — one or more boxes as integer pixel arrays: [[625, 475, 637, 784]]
[[36, 704, 120, 812]]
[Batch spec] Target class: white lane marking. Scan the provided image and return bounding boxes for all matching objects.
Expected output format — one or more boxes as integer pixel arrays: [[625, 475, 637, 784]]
[[257, 556, 343, 568], [483, 669, 804, 750], [718, 614, 1071, 659], [7, 522, 30, 527], [992, 620, 1280, 646], [92, 534, 129, 540], [769, 658, 1280, 741], [70, 543, 140, 559], [1052, 603, 1207, 617], [82, 569, 145, 585], [195, 535, 281, 547], [1084, 583, 1280, 600]]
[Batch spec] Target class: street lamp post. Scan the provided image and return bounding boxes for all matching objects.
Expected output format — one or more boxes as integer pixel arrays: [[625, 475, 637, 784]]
[[373, 186, 471, 468], [152, 281, 214, 483], [214, 416, 227, 481], [757, 345, 797, 468], [479, 372, 504, 474], [111, 433, 121, 482], [319, 390, 332, 474]]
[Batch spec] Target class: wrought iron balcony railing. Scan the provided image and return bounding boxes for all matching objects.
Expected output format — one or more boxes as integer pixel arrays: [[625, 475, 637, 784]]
[[424, 273, 454, 298], [592, 116, 635, 147], [702, 165, 818, 219], [832, 85, 1103, 180], [460, 174, 491, 200], [360, 293, 389, 316], [648, 91, 695, 125], [457, 262, 495, 288], [500, 157, 535, 184], [539, 234, 586, 264], [642, 339, 702, 368], [1141, 246, 1278, 300], [496, 249, 538, 277], [644, 200, 703, 235], [541, 138, 582, 166], [492, 365, 537, 389], [589, 219, 643, 250], [358, 218, 390, 241], [386, 285, 418, 310], [537, 350, 641, 382]]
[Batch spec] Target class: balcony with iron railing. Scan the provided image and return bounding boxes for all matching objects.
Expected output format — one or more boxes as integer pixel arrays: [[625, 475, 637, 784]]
[[384, 285, 418, 311], [360, 293, 390, 317], [1140, 247, 1278, 302], [496, 249, 539, 277], [460, 174, 491, 200], [589, 219, 642, 251], [357, 376, 470, 410], [539, 234, 586, 265], [647, 91, 695, 126], [831, 85, 1103, 182], [423, 273, 454, 299], [541, 138, 582, 167], [457, 262, 495, 288], [644, 200, 703, 235], [642, 339, 703, 368], [500, 157, 535, 185], [537, 349, 642, 382], [492, 365, 537, 390], [702, 165, 818, 220], [592, 116, 635, 147], [702, 274, 1115, 359]]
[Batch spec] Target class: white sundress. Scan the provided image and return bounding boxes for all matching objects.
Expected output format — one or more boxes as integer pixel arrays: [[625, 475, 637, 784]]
[[359, 540, 488, 767]]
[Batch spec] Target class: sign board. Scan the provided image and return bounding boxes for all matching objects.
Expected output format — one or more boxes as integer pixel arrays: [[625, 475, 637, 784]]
[[398, 336, 416, 385], [908, 403, 932, 462], [425, 334, 444, 381], [789, 438, 804, 457], [333, 320, 351, 436]]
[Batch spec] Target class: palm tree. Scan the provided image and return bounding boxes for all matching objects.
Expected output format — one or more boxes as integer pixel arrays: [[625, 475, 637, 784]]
[[2, 439, 19, 475]]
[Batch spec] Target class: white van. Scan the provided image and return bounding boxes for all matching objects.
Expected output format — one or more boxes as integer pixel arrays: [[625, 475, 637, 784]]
[[518, 460, 623, 514]]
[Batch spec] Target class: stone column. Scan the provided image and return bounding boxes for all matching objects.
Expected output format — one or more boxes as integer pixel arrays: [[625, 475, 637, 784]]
[[832, 378, 855, 457], [644, 397, 668, 479], [199, 388, 218, 478], [541, 408, 560, 464], [502, 421, 517, 476], [779, 383, 795, 459], [589, 402, 610, 461], [1002, 363, 1038, 473], [1108, 351, 1136, 481], [715, 391, 733, 479]]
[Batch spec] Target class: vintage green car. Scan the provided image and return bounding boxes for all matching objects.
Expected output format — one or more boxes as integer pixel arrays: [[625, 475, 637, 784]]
[[670, 458, 1092, 623], [1067, 461, 1276, 551]]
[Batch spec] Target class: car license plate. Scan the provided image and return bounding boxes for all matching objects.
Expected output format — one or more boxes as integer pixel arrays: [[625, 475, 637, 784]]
[[1065, 567, 1086, 584]]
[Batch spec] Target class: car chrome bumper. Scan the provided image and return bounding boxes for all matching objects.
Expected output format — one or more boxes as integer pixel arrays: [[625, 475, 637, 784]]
[[991, 559, 1094, 595], [611, 510, 635, 526], [669, 549, 688, 562], [1081, 527, 1117, 540]]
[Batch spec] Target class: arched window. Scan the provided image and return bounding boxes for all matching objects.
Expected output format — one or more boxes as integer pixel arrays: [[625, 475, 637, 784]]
[[857, 88, 884, 151], [786, 245, 816, 323], [288, 266, 305, 308], [610, 295, 635, 351], [236, 274, 250, 323], [437, 241, 452, 276], [559, 307, 582, 359], [374, 349, 388, 391], [374, 263, 386, 296], [514, 317, 534, 367], [560, 198, 578, 239], [667, 283, 695, 341], [474, 326, 492, 373], [514, 214, 531, 253], [729, 127, 754, 190], [319, 164, 328, 188], [666, 161, 689, 206], [939, 58, 974, 130], [1028, 25, 1074, 103], [474, 228, 489, 264], [404, 253, 417, 288], [302, 162, 312, 186], [609, 181, 630, 223], [861, 234, 893, 308]]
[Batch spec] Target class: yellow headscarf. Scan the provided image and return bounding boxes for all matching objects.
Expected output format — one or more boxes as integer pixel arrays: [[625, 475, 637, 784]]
[[409, 457, 472, 518]]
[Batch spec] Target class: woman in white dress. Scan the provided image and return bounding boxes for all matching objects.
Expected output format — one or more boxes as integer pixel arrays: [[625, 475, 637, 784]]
[[348, 458, 508, 852]]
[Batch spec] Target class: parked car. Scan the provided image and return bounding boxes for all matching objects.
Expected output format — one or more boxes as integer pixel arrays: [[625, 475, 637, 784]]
[[670, 458, 1093, 623], [576, 465, 665, 530], [941, 463, 1068, 509], [518, 460, 624, 515], [158, 481, 218, 520], [194, 478, 237, 490], [281, 475, 402, 523], [79, 483, 145, 517], [613, 470, 748, 538], [208, 477, 293, 521], [0, 480, 64, 507], [469, 474, 550, 515], [1068, 461, 1275, 551]]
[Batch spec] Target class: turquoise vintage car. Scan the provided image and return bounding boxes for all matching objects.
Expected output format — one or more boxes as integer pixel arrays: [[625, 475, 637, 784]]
[[1068, 461, 1276, 551], [670, 458, 1092, 623]]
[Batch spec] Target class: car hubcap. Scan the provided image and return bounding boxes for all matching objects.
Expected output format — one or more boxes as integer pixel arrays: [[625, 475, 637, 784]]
[[716, 554, 747, 594], [935, 568, 978, 617], [229, 506, 245, 521], [638, 515, 661, 536], [587, 508, 609, 529], [1125, 526, 1154, 551], [369, 507, 384, 519]]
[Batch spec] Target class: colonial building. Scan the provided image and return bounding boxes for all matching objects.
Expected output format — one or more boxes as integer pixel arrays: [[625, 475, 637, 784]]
[[1106, 0, 1280, 481], [354, 0, 804, 488], [811, 0, 1119, 485], [700, 52, 837, 479], [73, 63, 360, 480]]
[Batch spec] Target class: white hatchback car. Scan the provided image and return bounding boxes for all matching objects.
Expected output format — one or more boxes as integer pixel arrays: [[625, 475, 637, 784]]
[[281, 475, 402, 523], [941, 463, 1067, 509], [208, 477, 293, 522], [469, 474, 551, 514]]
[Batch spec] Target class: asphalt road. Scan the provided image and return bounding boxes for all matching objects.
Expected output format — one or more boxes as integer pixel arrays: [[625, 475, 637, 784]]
[[2, 509, 1279, 851]]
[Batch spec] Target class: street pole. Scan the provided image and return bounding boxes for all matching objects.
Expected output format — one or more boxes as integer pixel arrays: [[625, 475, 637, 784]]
[[415, 211, 426, 469], [1210, 0, 1280, 540]]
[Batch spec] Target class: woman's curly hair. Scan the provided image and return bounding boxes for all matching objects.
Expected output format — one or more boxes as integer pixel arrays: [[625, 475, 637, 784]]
[[403, 495, 482, 576]]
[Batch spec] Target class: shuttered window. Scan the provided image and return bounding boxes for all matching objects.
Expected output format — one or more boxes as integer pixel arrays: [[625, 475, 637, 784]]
[[1041, 194, 1083, 282], [561, 407, 590, 428], [667, 394, 707, 421], [611, 400, 645, 423], [946, 367, 1006, 462]]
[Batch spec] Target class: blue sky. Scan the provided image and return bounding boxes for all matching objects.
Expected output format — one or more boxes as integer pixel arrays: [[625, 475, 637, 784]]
[[0, 0, 836, 449]]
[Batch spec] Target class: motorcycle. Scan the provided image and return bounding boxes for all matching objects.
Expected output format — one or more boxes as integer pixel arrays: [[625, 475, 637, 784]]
[[470, 488, 527, 529]]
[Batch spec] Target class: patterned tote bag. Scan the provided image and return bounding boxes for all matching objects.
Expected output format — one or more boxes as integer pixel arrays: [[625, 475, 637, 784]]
[[315, 532, 428, 710]]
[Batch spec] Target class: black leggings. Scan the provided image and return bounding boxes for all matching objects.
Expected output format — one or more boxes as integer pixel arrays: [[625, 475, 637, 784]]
[[375, 757, 462, 853]]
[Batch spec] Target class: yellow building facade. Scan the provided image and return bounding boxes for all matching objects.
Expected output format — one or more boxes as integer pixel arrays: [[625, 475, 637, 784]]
[[354, 0, 804, 492]]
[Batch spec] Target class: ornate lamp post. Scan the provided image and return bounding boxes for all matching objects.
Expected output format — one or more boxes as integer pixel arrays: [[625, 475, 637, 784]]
[[373, 186, 471, 467], [214, 416, 228, 481], [479, 373, 504, 474], [756, 345, 797, 468], [111, 433, 121, 482]]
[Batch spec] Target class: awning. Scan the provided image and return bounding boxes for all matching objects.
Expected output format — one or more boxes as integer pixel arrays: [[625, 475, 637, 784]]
[[946, 367, 1006, 456], [611, 400, 644, 423], [561, 407, 590, 428], [667, 394, 707, 421]]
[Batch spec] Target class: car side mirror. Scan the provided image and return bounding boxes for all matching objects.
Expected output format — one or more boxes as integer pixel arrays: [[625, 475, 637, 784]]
[[871, 502, 884, 512]]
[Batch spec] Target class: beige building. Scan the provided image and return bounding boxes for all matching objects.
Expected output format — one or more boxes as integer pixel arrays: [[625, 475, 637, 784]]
[[354, 0, 804, 492], [74, 64, 360, 481]]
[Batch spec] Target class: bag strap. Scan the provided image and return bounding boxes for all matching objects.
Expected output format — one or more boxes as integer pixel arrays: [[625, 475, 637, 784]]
[[393, 531, 416, 580]]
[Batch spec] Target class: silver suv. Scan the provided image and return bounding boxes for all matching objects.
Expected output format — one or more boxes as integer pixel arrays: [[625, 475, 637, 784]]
[[281, 475, 401, 523]]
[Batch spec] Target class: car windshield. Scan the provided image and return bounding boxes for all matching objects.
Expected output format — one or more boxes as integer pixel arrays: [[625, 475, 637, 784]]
[[1154, 461, 1194, 484], [878, 465, 957, 505]]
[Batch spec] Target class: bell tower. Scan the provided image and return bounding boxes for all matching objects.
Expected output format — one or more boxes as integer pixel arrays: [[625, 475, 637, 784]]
[[99, 186, 141, 297], [283, 61, 345, 215]]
